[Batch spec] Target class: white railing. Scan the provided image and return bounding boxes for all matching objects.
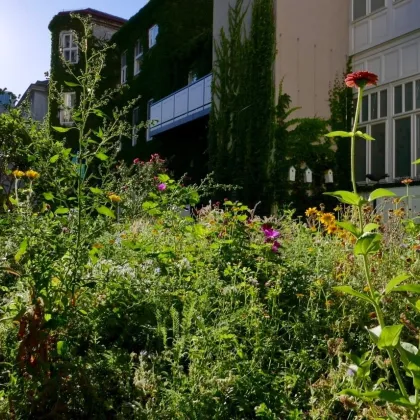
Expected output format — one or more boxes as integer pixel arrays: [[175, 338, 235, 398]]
[[147, 73, 212, 140]]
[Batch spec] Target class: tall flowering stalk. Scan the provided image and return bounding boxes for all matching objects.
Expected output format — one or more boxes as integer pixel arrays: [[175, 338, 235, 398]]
[[325, 71, 420, 417]]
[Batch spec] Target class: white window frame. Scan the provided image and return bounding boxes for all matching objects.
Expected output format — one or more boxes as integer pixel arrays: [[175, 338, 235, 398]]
[[134, 40, 143, 76], [132, 107, 139, 146], [60, 92, 76, 126], [121, 51, 128, 85], [352, 0, 386, 21], [60, 31, 79, 64], [149, 24, 159, 48]]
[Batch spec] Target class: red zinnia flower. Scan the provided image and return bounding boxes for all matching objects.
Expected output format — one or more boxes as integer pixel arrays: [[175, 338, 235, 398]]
[[133, 158, 140, 164], [345, 71, 378, 88]]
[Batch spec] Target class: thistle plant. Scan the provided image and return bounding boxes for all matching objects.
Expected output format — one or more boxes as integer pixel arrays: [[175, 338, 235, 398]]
[[326, 71, 420, 417]]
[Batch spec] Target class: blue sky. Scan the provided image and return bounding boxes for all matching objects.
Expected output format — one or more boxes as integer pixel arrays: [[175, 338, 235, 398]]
[[0, 0, 148, 97]]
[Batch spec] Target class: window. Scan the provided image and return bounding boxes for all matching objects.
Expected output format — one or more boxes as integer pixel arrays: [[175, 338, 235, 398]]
[[416, 80, 420, 109], [405, 82, 413, 112], [362, 95, 369, 122], [149, 24, 159, 48], [395, 82, 416, 114], [353, 0, 367, 20], [371, 0, 385, 13], [188, 70, 198, 84], [132, 107, 140, 146], [394, 85, 403, 114], [60, 32, 78, 64], [380, 90, 388, 118], [121, 51, 127, 84], [60, 92, 76, 125], [134, 40, 143, 75], [371, 92, 378, 120], [395, 117, 411, 178], [371, 122, 386, 176]]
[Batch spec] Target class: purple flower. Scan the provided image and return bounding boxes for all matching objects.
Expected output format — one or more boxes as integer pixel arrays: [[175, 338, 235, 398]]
[[158, 183, 167, 191], [346, 368, 356, 377], [272, 241, 281, 253], [261, 224, 280, 241]]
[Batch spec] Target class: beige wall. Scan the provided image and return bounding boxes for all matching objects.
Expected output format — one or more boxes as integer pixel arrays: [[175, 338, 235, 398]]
[[213, 0, 350, 119]]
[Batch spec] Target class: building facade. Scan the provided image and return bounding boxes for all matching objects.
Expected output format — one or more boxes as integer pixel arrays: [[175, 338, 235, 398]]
[[17, 80, 49, 121]]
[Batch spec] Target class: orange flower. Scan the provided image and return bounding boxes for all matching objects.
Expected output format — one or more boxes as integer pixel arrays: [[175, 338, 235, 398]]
[[305, 207, 318, 218], [25, 170, 40, 180], [326, 224, 338, 235], [345, 71, 378, 88], [12, 170, 25, 178], [320, 212, 335, 226], [108, 194, 121, 203], [401, 178, 413, 185]]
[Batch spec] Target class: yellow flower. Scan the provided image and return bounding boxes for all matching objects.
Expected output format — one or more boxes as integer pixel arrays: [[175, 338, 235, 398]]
[[325, 300, 334, 308], [326, 224, 338, 235], [108, 194, 122, 203], [296, 293, 304, 299], [12, 170, 25, 178], [320, 212, 335, 226], [363, 286, 370, 292], [25, 170, 40, 180], [305, 207, 318, 218], [333, 205, 342, 212], [393, 208, 405, 218]]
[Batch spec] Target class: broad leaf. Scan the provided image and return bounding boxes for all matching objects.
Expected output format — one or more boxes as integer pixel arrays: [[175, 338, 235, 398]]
[[325, 131, 353, 138], [367, 325, 382, 344], [385, 273, 411, 294], [378, 325, 403, 349], [15, 239, 28, 263], [64, 81, 80, 87], [368, 188, 396, 202], [363, 223, 379, 233], [43, 192, 54, 201], [333, 286, 374, 304], [336, 221, 360, 237], [158, 174, 170, 182], [354, 232, 382, 256], [357, 131, 375, 141], [89, 187, 103, 195], [324, 190, 364, 206], [391, 284, 420, 294], [401, 342, 418, 355], [95, 152, 108, 161], [49, 154, 60, 163], [55, 207, 69, 215], [96, 206, 115, 219], [412, 158, 420, 165], [57, 340, 67, 355], [340, 389, 413, 408], [416, 300, 420, 312], [52, 126, 72, 133]]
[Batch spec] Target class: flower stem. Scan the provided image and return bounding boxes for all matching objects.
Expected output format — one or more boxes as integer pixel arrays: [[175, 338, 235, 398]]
[[351, 87, 364, 195]]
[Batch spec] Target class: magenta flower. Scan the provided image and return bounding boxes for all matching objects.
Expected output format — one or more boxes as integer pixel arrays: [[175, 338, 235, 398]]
[[133, 158, 140, 164], [261, 224, 280, 241], [158, 183, 167, 191], [272, 241, 281, 253]]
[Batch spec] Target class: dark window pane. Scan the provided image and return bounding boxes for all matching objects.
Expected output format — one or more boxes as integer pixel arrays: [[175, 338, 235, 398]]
[[356, 126, 367, 182], [416, 81, 420, 109], [405, 82, 413, 112], [395, 117, 412, 178], [380, 90, 388, 117], [394, 85, 403, 114], [416, 116, 420, 165], [371, 0, 385, 12], [371, 123, 386, 177], [362, 95, 369, 122], [353, 0, 367, 20], [371, 92, 378, 120]]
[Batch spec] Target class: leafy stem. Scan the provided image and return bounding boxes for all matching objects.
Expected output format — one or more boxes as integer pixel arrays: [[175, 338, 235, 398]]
[[351, 87, 363, 195]]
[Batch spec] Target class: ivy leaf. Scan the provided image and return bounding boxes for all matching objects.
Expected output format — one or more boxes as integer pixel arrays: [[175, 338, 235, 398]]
[[333, 286, 374, 305], [391, 284, 420, 294], [95, 152, 108, 161], [323, 190, 364, 206], [336, 221, 361, 237], [15, 239, 28, 263], [55, 207, 69, 215], [368, 188, 396, 202], [325, 131, 353, 138], [52, 126, 72, 133], [354, 232, 382, 256], [385, 273, 411, 294], [378, 325, 403, 349], [43, 192, 54, 201], [49, 154, 60, 163], [89, 187, 103, 195], [64, 81, 80, 87], [96, 206, 115, 219]]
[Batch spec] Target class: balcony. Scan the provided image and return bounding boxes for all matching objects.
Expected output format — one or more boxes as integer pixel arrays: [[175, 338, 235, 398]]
[[147, 73, 212, 140]]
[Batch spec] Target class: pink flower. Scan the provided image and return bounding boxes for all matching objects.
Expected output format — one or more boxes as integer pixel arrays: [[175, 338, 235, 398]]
[[261, 224, 280, 241], [133, 158, 140, 164], [272, 241, 281, 253], [158, 183, 167, 191]]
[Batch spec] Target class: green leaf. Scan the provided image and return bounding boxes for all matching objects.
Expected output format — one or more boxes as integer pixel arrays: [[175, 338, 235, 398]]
[[89, 187, 103, 195], [95, 152, 108, 161], [324, 190, 364, 206], [333, 286, 374, 304], [325, 131, 353, 138], [401, 342, 418, 355], [55, 207, 69, 215], [9, 196, 17, 205], [378, 325, 403, 349], [142, 201, 158, 210], [385, 273, 411, 294], [93, 109, 107, 119], [357, 131, 375, 141], [96, 206, 115, 219], [354, 232, 382, 256], [158, 174, 170, 182], [391, 284, 420, 294], [57, 340, 67, 355], [15, 239, 28, 263], [335, 221, 361, 237], [340, 389, 413, 408], [367, 325, 382, 344], [64, 81, 80, 87], [49, 154, 60, 163], [416, 300, 420, 312], [412, 159, 420, 165], [363, 223, 379, 233], [52, 126, 72, 133], [43, 192, 54, 201], [368, 188, 396, 202]]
